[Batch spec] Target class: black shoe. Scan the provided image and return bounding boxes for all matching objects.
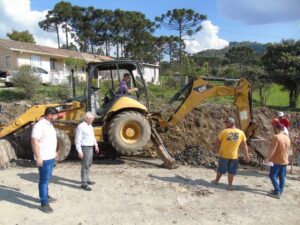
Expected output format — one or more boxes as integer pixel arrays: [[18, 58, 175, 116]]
[[87, 181, 96, 185], [48, 196, 57, 203], [81, 185, 92, 191], [39, 204, 53, 213], [267, 191, 281, 199]]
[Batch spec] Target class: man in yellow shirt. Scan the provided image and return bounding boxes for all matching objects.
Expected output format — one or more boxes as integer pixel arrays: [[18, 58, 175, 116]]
[[212, 117, 250, 190]]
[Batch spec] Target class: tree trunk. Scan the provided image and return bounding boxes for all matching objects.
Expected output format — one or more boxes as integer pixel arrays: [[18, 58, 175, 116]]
[[56, 24, 60, 48], [179, 24, 182, 69], [258, 84, 263, 106], [289, 87, 299, 110], [65, 24, 69, 49], [71, 69, 76, 98], [116, 43, 119, 60]]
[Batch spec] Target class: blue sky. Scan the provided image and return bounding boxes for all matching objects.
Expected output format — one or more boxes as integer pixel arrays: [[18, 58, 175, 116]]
[[0, 0, 299, 53]]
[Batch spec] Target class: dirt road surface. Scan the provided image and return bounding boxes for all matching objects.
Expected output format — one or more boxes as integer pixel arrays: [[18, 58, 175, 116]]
[[0, 159, 300, 225]]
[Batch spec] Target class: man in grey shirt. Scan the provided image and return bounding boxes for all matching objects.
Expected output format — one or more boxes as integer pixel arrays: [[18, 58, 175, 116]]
[[75, 112, 99, 191]]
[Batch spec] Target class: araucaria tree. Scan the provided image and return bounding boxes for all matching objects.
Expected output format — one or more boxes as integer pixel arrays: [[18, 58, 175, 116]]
[[262, 40, 300, 109], [155, 9, 207, 68]]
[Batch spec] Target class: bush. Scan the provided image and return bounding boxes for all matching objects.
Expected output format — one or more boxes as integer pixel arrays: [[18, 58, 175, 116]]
[[12, 65, 40, 99]]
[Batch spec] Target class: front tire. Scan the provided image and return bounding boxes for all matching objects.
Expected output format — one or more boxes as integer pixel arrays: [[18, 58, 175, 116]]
[[108, 111, 151, 155], [56, 129, 71, 161]]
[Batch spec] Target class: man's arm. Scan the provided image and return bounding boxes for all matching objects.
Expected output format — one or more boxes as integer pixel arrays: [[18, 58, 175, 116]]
[[93, 132, 99, 154], [127, 87, 138, 93], [216, 138, 221, 151], [75, 126, 83, 159], [31, 138, 43, 166], [241, 140, 250, 162], [265, 136, 278, 162]]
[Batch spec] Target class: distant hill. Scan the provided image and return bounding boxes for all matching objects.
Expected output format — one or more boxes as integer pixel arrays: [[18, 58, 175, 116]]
[[195, 41, 269, 58]]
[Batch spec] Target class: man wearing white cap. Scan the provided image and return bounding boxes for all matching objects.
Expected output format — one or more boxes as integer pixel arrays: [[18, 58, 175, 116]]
[[277, 112, 291, 130]]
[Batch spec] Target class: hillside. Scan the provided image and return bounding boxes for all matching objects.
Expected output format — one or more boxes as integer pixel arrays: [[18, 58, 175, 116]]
[[194, 41, 269, 58]]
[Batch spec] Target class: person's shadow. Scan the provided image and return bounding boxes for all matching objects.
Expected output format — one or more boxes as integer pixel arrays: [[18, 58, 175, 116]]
[[148, 174, 267, 196], [17, 173, 81, 189], [0, 185, 39, 208]]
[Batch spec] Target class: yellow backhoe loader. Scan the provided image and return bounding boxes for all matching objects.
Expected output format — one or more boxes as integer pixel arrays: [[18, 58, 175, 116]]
[[0, 60, 258, 168]]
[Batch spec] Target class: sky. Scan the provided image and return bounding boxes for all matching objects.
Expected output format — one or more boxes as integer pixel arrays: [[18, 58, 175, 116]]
[[0, 0, 299, 54]]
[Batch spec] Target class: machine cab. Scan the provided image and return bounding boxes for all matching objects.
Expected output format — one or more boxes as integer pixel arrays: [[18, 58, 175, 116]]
[[86, 61, 150, 117]]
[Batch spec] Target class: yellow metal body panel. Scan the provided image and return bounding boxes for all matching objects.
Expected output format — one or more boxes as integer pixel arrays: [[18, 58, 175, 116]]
[[0, 101, 85, 138], [93, 126, 103, 142], [107, 96, 148, 114]]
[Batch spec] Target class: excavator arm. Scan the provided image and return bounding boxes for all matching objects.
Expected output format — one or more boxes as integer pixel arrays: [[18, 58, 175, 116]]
[[150, 77, 258, 169], [0, 101, 84, 138], [157, 77, 257, 138]]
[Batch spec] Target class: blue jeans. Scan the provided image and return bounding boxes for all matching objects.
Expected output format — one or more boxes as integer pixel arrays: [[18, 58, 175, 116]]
[[269, 164, 287, 194], [38, 158, 55, 205]]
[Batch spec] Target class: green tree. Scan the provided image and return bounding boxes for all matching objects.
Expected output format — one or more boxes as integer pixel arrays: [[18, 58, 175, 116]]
[[65, 57, 86, 97], [52, 1, 73, 49], [224, 46, 256, 76], [121, 11, 155, 61], [155, 9, 207, 68], [262, 40, 300, 109], [7, 30, 36, 44], [71, 6, 99, 53], [12, 65, 40, 99], [39, 12, 61, 48]]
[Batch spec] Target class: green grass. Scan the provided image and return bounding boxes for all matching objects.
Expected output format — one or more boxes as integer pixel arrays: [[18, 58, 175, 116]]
[[0, 88, 25, 102], [252, 84, 300, 109]]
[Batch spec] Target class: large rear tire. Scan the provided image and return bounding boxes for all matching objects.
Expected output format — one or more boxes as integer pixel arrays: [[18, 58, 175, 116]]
[[108, 111, 151, 155], [56, 129, 71, 161]]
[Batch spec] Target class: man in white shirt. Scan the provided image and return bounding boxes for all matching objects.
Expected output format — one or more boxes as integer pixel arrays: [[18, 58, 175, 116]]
[[31, 107, 59, 213], [75, 112, 99, 191]]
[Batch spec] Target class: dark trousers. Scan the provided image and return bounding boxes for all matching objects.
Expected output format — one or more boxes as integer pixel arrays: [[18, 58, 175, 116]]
[[269, 164, 287, 194], [38, 158, 55, 205], [81, 146, 94, 186]]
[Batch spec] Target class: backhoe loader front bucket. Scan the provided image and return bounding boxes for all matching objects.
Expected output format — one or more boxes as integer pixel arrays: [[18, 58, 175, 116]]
[[151, 126, 176, 169]]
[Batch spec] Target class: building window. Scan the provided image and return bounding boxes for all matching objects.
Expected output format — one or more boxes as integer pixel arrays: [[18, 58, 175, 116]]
[[5, 56, 10, 68], [50, 58, 56, 70], [31, 55, 42, 67]]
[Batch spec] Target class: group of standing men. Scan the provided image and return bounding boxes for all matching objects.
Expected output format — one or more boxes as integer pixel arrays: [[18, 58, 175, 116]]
[[31, 107, 98, 213], [212, 112, 291, 200], [31, 103, 296, 213], [31, 73, 137, 213]]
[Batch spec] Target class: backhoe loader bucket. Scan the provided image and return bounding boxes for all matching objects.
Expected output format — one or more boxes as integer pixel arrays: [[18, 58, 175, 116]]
[[151, 126, 176, 169], [0, 139, 17, 168]]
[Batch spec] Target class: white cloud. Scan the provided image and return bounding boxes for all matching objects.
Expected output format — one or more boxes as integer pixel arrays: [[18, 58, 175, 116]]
[[0, 0, 67, 48], [184, 20, 229, 53], [219, 0, 300, 25]]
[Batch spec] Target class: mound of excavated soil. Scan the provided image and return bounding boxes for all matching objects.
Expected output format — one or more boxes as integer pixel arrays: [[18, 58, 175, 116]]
[[175, 146, 218, 168], [155, 104, 298, 166], [0, 101, 31, 125]]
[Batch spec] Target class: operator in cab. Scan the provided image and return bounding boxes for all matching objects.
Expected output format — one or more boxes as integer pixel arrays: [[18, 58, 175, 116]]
[[117, 73, 138, 95]]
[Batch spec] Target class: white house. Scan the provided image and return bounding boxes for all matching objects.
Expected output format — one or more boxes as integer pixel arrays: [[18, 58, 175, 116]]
[[0, 39, 112, 85], [134, 63, 160, 85]]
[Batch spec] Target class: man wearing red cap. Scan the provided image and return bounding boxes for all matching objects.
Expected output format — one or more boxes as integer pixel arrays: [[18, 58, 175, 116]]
[[277, 111, 291, 130], [264, 123, 290, 199], [272, 118, 289, 136]]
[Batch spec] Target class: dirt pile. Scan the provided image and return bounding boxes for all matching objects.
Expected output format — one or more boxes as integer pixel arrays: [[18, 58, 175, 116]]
[[157, 104, 297, 164], [0, 101, 31, 125], [175, 146, 218, 168]]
